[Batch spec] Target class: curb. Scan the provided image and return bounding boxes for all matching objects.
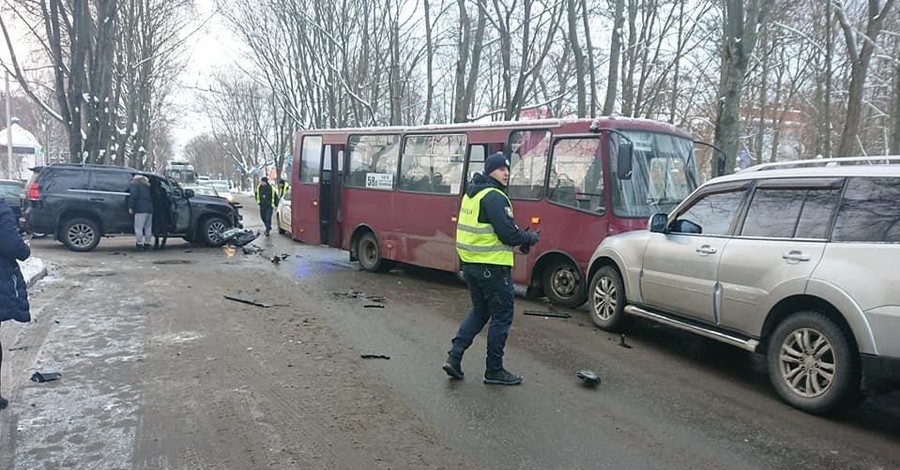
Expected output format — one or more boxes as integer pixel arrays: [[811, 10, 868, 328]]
[[18, 257, 48, 288]]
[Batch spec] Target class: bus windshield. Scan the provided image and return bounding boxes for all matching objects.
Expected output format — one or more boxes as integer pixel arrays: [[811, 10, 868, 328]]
[[611, 131, 697, 218]]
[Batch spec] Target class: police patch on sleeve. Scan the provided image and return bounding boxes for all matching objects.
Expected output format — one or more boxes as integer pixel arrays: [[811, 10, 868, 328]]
[[504, 206, 514, 218]]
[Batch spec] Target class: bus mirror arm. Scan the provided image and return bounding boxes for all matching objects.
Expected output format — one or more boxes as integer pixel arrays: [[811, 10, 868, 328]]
[[589, 127, 634, 180]]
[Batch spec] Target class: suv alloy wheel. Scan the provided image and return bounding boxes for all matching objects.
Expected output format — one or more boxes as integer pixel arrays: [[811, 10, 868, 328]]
[[766, 311, 860, 415], [60, 217, 101, 252]]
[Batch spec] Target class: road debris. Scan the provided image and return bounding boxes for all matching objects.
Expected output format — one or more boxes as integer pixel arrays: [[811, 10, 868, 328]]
[[31, 371, 62, 383], [522, 309, 570, 319], [224, 292, 273, 308], [333, 289, 386, 304], [242, 244, 265, 255], [360, 354, 390, 360], [619, 333, 632, 349], [222, 228, 259, 247], [270, 253, 290, 264], [576, 370, 601, 387], [8, 346, 29, 352], [363, 304, 385, 309]]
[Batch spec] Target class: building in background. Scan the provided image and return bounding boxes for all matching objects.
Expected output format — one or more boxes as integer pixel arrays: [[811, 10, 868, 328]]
[[0, 117, 43, 180]]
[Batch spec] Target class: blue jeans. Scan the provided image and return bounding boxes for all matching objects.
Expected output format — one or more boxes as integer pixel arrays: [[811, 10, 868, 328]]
[[449, 264, 515, 372]]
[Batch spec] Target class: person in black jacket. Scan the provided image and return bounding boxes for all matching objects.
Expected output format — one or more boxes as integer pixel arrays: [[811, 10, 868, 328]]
[[0, 198, 32, 410], [443, 153, 540, 386], [255, 177, 276, 236], [128, 174, 154, 251]]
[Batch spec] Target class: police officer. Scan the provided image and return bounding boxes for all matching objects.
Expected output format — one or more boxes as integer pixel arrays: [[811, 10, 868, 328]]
[[255, 177, 277, 236], [443, 152, 540, 385]]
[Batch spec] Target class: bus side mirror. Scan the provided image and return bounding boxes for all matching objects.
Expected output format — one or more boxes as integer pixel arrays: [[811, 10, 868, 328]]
[[649, 213, 668, 233], [617, 142, 633, 180]]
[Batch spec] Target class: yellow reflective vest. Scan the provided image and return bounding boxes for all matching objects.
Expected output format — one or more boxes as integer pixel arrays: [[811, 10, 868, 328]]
[[456, 187, 514, 266]]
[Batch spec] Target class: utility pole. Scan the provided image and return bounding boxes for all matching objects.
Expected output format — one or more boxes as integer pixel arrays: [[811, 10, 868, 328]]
[[5, 71, 12, 179]]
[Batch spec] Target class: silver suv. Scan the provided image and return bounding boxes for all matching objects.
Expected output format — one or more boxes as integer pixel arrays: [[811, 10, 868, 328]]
[[585, 158, 900, 415]]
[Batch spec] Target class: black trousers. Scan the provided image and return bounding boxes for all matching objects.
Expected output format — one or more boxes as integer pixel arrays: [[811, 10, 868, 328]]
[[260, 206, 273, 232]]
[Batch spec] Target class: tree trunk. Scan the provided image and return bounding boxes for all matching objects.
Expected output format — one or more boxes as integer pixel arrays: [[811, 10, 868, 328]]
[[892, 62, 900, 154], [602, 0, 625, 116], [755, 30, 769, 163], [567, 0, 586, 117], [712, 0, 775, 176], [423, 0, 434, 124], [453, 0, 472, 123], [824, 0, 834, 158], [835, 0, 896, 157], [580, 0, 597, 117]]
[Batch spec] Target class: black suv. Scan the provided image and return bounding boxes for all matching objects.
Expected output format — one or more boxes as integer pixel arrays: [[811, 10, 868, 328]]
[[22, 164, 242, 252]]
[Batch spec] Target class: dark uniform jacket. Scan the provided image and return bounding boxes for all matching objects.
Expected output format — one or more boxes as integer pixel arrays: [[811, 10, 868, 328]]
[[0, 199, 31, 323], [465, 173, 533, 249]]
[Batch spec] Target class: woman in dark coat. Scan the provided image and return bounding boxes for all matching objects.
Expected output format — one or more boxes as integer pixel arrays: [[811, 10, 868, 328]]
[[0, 198, 32, 410]]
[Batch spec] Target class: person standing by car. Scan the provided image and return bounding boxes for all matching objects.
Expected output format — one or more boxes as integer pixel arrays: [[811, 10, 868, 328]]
[[0, 198, 32, 410], [442, 153, 540, 386], [255, 177, 277, 236], [276, 178, 290, 200], [128, 174, 154, 251]]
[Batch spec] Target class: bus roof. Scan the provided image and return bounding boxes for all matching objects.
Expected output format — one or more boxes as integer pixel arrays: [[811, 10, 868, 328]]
[[293, 116, 691, 140]]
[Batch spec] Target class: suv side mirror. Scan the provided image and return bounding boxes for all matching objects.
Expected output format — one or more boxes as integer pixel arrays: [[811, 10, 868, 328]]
[[649, 213, 668, 233], [616, 141, 633, 180], [184, 189, 194, 198]]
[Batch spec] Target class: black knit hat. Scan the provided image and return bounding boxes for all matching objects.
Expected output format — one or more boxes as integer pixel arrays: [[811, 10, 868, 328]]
[[483, 152, 510, 175]]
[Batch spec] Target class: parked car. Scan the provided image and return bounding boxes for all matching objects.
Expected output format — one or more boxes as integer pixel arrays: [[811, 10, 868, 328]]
[[0, 179, 24, 226], [22, 164, 242, 252], [202, 179, 234, 203], [275, 188, 291, 236], [585, 157, 900, 415]]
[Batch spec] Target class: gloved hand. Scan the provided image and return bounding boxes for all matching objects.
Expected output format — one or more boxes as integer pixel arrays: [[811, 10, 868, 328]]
[[526, 230, 541, 246]]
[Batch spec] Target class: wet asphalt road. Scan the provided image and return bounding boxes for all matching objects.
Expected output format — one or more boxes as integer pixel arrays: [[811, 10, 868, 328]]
[[3, 196, 899, 469], [250, 205, 900, 469]]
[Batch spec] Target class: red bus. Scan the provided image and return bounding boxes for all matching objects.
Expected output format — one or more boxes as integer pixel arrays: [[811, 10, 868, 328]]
[[289, 118, 700, 307]]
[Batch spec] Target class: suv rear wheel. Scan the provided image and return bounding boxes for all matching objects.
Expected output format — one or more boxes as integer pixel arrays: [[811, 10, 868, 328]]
[[60, 217, 101, 252], [767, 311, 860, 415]]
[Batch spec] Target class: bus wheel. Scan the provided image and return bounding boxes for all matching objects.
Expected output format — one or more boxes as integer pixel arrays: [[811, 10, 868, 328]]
[[542, 259, 586, 307], [358, 233, 393, 273]]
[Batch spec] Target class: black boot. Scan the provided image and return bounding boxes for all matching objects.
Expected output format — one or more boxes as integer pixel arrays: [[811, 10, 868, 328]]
[[483, 368, 523, 386], [0, 396, 9, 410], [442, 354, 464, 380], [136, 243, 144, 252]]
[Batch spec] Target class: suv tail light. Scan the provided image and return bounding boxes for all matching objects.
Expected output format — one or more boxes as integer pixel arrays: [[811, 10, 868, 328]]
[[26, 182, 40, 200]]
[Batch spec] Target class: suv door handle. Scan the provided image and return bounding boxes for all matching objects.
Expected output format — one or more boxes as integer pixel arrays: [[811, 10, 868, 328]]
[[782, 251, 811, 262], [696, 245, 717, 255]]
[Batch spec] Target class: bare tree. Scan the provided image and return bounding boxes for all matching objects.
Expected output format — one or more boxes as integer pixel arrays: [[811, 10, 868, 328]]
[[834, 0, 896, 156], [712, 0, 776, 176], [603, 0, 625, 115]]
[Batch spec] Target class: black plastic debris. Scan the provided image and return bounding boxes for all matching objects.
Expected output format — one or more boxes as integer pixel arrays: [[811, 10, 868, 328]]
[[619, 333, 632, 349], [360, 354, 390, 360], [224, 293, 272, 308], [522, 309, 571, 319], [242, 244, 265, 255], [333, 289, 386, 304], [576, 370, 601, 387], [31, 372, 62, 383], [270, 254, 290, 264], [363, 304, 385, 309], [222, 228, 259, 247]]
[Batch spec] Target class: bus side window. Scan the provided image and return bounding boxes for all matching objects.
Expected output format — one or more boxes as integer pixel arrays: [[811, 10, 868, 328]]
[[466, 145, 487, 183], [400, 134, 466, 195]]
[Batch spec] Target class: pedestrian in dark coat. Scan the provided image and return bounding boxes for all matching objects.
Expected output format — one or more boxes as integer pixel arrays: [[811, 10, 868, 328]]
[[255, 177, 276, 236], [0, 198, 32, 410], [128, 174, 154, 251]]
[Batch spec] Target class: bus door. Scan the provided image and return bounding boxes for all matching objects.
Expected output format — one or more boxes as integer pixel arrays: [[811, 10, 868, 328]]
[[319, 144, 344, 247], [293, 135, 324, 244]]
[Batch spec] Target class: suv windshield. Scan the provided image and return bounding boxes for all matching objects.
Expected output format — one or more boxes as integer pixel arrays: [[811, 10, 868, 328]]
[[611, 130, 698, 218]]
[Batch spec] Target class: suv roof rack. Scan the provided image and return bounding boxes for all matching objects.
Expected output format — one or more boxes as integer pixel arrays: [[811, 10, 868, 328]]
[[741, 155, 900, 172]]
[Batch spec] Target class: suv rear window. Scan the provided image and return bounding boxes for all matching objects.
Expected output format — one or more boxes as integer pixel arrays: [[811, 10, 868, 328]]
[[741, 180, 842, 239], [832, 177, 900, 243], [90, 171, 132, 192], [42, 169, 88, 192]]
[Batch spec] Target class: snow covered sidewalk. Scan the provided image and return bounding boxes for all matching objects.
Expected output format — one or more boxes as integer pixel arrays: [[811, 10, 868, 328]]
[[18, 257, 47, 287]]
